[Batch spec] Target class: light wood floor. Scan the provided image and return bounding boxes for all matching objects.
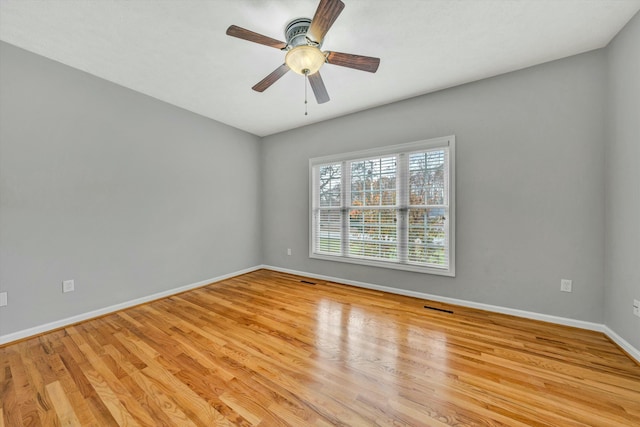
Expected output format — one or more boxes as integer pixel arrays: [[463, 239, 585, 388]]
[[2, 269, 639, 426]]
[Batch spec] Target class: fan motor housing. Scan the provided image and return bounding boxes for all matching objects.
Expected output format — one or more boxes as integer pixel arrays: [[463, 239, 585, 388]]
[[285, 18, 321, 48]]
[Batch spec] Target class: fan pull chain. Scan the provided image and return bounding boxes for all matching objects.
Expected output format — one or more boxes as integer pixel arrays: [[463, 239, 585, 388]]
[[304, 70, 309, 116]]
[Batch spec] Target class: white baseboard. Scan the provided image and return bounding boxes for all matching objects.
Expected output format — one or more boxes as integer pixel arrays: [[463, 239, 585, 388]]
[[263, 265, 604, 331], [0, 265, 262, 345], [3, 264, 638, 365], [602, 326, 640, 363], [262, 265, 639, 364]]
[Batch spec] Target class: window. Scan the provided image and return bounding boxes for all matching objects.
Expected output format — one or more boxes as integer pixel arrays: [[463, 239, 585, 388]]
[[310, 136, 455, 276]]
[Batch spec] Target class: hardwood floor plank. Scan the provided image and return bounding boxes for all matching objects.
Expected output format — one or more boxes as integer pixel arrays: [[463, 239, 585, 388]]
[[70, 330, 156, 426], [46, 381, 81, 426], [81, 368, 139, 426], [15, 346, 51, 426], [2, 269, 639, 426], [45, 354, 101, 426], [1, 350, 24, 427], [128, 369, 199, 427], [114, 331, 237, 427], [57, 342, 117, 425]]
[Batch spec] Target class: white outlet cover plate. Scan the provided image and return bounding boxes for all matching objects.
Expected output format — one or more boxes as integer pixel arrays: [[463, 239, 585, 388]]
[[63, 280, 75, 293], [0, 292, 7, 307], [561, 279, 572, 292]]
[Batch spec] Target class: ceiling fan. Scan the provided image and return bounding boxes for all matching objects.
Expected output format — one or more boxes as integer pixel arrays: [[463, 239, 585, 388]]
[[226, 0, 380, 105]]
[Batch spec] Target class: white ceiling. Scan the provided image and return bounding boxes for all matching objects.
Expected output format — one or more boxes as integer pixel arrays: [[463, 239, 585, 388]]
[[1, 0, 639, 137]]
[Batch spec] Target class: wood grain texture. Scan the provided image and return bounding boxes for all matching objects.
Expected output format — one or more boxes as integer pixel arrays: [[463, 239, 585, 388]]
[[308, 72, 330, 104], [2, 269, 639, 426], [308, 0, 345, 43], [326, 51, 381, 73], [226, 25, 287, 50], [252, 64, 289, 93]]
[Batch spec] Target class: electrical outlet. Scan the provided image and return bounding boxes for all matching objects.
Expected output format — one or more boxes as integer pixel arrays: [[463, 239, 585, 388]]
[[0, 292, 7, 307], [633, 299, 640, 317], [62, 279, 75, 293], [287, 248, 292, 256], [560, 279, 572, 292]]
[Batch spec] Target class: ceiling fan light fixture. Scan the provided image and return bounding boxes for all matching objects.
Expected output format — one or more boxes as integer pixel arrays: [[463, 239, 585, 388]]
[[285, 45, 326, 75], [227, 0, 379, 104]]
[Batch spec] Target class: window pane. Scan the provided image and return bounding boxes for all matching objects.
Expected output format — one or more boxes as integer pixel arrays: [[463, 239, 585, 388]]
[[349, 208, 397, 260], [408, 208, 447, 266], [311, 137, 453, 275], [350, 157, 396, 206], [319, 163, 341, 208], [316, 209, 342, 254], [409, 150, 446, 206]]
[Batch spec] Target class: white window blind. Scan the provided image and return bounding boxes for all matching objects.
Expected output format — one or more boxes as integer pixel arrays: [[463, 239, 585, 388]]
[[310, 136, 455, 276]]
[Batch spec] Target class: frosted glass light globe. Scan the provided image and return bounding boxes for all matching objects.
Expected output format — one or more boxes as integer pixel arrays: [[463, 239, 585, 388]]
[[285, 46, 326, 75]]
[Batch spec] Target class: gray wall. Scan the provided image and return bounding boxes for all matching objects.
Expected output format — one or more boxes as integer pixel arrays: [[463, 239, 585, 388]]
[[605, 12, 640, 349], [2, 14, 637, 348], [262, 50, 607, 323], [0, 42, 262, 336]]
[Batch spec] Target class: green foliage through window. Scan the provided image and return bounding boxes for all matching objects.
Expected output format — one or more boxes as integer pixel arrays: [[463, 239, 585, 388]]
[[311, 137, 454, 276]]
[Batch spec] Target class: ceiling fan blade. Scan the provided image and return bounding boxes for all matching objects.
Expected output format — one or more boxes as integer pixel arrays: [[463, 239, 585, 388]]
[[307, 0, 345, 43], [326, 51, 380, 73], [308, 72, 330, 104], [226, 25, 287, 50], [252, 64, 290, 92]]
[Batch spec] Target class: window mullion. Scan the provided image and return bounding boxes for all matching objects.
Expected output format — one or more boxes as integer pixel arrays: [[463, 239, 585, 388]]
[[397, 153, 408, 263], [341, 160, 350, 257], [311, 165, 320, 254]]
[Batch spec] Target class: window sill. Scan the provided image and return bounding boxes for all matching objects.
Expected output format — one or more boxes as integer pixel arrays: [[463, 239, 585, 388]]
[[309, 252, 455, 276]]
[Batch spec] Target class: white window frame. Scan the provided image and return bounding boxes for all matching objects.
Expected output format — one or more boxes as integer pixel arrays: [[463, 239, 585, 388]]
[[309, 136, 455, 276]]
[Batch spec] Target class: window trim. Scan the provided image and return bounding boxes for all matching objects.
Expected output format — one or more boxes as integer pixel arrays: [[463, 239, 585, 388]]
[[309, 136, 455, 276]]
